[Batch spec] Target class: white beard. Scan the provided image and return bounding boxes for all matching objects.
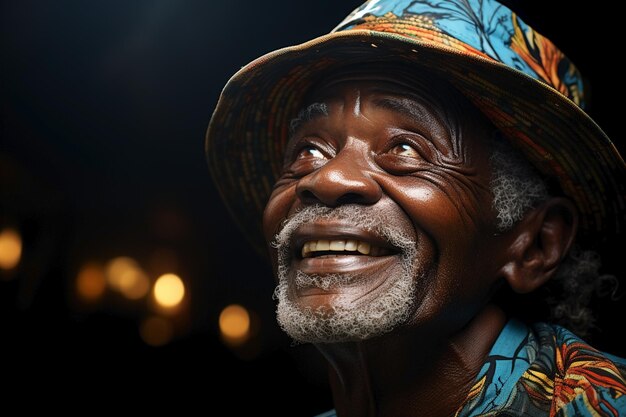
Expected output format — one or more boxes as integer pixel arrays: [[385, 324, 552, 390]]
[[272, 204, 419, 344]]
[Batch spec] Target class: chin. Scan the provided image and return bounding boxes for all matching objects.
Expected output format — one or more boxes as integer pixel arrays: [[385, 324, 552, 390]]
[[275, 263, 420, 344]]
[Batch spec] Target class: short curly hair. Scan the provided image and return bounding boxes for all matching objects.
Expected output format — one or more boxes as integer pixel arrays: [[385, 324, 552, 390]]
[[489, 138, 618, 337]]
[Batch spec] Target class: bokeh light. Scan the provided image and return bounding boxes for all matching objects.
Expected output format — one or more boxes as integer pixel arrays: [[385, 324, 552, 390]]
[[105, 256, 150, 299], [0, 228, 22, 270], [117, 268, 150, 299], [105, 257, 139, 289], [140, 316, 173, 346], [76, 263, 106, 301], [219, 304, 251, 346], [153, 273, 185, 308]]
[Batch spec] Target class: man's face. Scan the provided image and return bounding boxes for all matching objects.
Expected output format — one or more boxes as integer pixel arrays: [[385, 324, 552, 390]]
[[262, 72, 506, 343]]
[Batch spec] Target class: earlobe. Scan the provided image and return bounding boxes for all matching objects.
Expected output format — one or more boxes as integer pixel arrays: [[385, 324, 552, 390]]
[[499, 198, 578, 294]]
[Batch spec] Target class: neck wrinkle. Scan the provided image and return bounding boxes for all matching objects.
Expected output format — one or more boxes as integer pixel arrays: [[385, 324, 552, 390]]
[[358, 342, 378, 416], [315, 304, 507, 417], [320, 341, 378, 417]]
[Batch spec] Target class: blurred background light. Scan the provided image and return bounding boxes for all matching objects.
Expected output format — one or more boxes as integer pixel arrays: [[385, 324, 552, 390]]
[[153, 273, 184, 308], [140, 316, 173, 347], [105, 257, 139, 290], [118, 267, 150, 300], [219, 304, 251, 346], [76, 262, 106, 301], [0, 227, 22, 270], [105, 256, 150, 299]]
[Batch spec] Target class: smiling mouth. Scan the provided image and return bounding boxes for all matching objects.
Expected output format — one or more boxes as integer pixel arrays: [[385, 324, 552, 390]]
[[300, 239, 396, 258], [286, 224, 408, 286]]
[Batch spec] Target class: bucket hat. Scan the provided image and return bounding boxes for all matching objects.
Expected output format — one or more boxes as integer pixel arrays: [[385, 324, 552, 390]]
[[206, 0, 625, 253]]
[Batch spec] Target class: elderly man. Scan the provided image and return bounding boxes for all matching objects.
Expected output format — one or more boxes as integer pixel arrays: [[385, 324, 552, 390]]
[[206, 0, 626, 415]]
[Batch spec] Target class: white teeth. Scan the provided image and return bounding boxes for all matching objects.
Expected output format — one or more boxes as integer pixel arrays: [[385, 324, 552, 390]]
[[301, 239, 379, 257], [301, 242, 310, 258], [357, 242, 371, 255], [317, 240, 330, 251], [329, 240, 345, 251]]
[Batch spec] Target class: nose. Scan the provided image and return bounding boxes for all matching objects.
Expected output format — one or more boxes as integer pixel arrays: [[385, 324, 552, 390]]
[[295, 152, 382, 207]]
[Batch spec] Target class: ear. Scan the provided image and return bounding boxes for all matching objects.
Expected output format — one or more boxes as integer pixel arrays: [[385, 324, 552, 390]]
[[499, 198, 578, 294]]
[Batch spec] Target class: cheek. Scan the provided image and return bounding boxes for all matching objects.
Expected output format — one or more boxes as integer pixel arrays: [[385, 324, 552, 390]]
[[380, 165, 495, 235], [382, 177, 468, 239], [262, 184, 297, 244], [380, 176, 495, 289], [262, 185, 297, 277]]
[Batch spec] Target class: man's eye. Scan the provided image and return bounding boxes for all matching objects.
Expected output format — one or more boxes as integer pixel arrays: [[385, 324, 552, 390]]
[[297, 146, 326, 160], [389, 143, 420, 158]]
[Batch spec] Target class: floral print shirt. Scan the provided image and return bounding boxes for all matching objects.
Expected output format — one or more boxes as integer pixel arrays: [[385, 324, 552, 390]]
[[317, 320, 626, 416]]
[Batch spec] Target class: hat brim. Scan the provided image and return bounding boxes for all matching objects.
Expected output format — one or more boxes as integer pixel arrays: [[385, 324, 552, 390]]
[[206, 29, 625, 255]]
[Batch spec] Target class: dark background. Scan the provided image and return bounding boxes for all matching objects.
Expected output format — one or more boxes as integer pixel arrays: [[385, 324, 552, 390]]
[[1, 1, 623, 414]]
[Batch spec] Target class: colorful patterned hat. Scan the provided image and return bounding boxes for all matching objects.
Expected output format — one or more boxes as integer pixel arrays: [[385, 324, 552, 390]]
[[206, 0, 625, 253]]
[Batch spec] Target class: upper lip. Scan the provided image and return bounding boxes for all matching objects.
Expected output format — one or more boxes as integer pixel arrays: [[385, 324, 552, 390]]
[[290, 222, 398, 258]]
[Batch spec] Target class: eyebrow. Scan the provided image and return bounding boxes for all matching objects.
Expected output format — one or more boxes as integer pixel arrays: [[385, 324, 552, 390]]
[[289, 102, 328, 136], [371, 96, 430, 123]]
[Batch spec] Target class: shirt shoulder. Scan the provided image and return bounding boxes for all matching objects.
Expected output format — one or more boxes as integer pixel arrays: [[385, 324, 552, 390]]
[[456, 320, 626, 417], [526, 323, 626, 416]]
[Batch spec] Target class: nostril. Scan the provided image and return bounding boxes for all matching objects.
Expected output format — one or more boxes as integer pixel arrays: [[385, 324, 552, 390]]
[[295, 167, 382, 206], [299, 189, 318, 203], [336, 193, 365, 205]]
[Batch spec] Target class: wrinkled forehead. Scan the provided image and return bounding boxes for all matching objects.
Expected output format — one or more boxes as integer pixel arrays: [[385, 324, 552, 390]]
[[304, 63, 470, 112], [295, 63, 497, 156]]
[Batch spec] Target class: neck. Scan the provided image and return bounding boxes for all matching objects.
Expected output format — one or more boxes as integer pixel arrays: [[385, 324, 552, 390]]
[[315, 305, 506, 417]]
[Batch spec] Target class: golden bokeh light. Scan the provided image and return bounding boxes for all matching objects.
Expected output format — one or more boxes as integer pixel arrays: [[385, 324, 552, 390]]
[[76, 263, 106, 301], [219, 304, 251, 345], [0, 228, 22, 270], [105, 257, 150, 300], [117, 268, 150, 300], [105, 257, 139, 290], [140, 316, 173, 347], [153, 273, 185, 308]]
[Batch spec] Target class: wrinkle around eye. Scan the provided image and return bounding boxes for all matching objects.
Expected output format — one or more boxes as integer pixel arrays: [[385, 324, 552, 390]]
[[388, 130, 437, 154], [285, 134, 335, 162], [376, 138, 438, 175], [376, 153, 434, 175], [283, 136, 334, 178], [297, 146, 326, 160], [389, 143, 420, 158], [272, 175, 298, 194], [281, 152, 329, 179]]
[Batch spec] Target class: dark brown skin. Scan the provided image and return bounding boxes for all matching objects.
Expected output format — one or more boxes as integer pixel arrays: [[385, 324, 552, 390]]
[[262, 73, 578, 416]]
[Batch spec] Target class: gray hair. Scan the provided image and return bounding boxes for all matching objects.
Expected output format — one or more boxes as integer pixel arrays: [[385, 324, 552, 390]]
[[489, 138, 618, 336]]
